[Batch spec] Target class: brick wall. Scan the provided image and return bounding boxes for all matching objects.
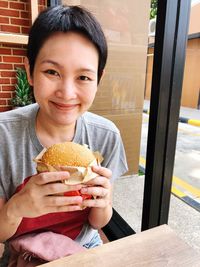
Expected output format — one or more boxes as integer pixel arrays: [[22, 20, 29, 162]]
[[0, 0, 47, 112]]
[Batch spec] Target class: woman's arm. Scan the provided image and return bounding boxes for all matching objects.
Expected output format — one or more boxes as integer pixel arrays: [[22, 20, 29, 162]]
[[0, 171, 84, 242], [81, 166, 113, 229], [0, 198, 23, 242]]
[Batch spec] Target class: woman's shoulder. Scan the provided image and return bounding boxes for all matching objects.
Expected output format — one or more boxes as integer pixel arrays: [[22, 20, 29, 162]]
[[0, 103, 38, 124], [82, 112, 120, 134], [0, 104, 39, 141]]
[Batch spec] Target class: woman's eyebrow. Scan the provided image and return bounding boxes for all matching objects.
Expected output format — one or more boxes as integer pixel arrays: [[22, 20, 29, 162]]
[[41, 59, 62, 68], [41, 60, 96, 74], [78, 68, 97, 74]]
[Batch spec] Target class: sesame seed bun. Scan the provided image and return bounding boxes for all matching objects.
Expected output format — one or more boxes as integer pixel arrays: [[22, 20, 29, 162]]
[[41, 142, 96, 167]]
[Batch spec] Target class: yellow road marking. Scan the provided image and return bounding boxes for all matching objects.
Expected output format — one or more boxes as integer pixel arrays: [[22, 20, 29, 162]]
[[139, 156, 200, 198], [139, 156, 146, 165], [188, 119, 200, 127], [143, 112, 200, 131], [173, 175, 200, 197], [171, 186, 186, 198]]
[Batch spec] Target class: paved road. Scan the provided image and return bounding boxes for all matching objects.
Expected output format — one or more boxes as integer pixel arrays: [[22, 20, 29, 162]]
[[140, 111, 200, 211]]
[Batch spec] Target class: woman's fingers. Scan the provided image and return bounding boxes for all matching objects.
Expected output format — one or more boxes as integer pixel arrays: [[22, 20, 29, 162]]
[[28, 172, 84, 196], [45, 195, 83, 207], [81, 184, 109, 198], [82, 197, 110, 208], [43, 182, 83, 196], [80, 175, 113, 208], [17, 172, 86, 217], [79, 166, 113, 208], [55, 205, 83, 212], [44, 195, 84, 213], [23, 167, 113, 212], [92, 166, 112, 179], [32, 171, 70, 185]]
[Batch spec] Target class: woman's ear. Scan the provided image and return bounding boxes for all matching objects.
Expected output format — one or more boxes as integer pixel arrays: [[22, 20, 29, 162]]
[[100, 69, 105, 81], [98, 69, 105, 85], [24, 57, 33, 86]]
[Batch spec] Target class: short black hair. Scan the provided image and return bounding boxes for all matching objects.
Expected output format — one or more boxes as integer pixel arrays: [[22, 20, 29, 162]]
[[27, 5, 108, 84]]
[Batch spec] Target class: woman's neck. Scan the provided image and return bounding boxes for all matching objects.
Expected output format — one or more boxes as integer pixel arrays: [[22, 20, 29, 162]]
[[36, 111, 76, 148]]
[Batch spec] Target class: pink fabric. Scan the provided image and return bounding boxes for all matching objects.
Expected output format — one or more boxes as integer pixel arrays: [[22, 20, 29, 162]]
[[8, 231, 86, 267]]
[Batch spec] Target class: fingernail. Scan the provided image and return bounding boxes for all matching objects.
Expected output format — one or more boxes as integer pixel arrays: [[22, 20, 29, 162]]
[[62, 173, 69, 178], [60, 170, 69, 175], [81, 188, 87, 193], [93, 165, 100, 170]]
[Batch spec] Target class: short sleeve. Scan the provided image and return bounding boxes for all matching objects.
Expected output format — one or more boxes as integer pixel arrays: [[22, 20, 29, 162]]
[[101, 132, 128, 182]]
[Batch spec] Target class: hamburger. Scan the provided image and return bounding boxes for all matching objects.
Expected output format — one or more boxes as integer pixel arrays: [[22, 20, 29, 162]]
[[41, 142, 97, 168], [34, 142, 103, 200]]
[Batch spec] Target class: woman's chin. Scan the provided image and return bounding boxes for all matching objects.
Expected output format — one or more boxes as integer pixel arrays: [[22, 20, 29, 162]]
[[52, 116, 77, 126]]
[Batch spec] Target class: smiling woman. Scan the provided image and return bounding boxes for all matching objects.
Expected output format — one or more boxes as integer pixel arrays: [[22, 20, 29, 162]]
[[25, 31, 99, 136], [0, 5, 128, 266]]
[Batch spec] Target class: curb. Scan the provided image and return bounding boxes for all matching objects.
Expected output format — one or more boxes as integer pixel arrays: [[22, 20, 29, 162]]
[[143, 109, 200, 127], [139, 156, 200, 213], [179, 117, 200, 127]]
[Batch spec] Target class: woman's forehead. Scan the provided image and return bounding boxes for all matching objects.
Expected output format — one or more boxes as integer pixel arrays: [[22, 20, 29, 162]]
[[35, 32, 99, 71]]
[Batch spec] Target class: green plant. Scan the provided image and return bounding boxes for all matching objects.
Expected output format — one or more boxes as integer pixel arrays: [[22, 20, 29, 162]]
[[150, 0, 157, 19], [138, 169, 145, 176], [11, 68, 34, 107]]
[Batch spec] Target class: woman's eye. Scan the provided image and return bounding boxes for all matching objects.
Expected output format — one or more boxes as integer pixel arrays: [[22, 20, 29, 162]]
[[45, 69, 59, 76], [79, 76, 90, 81]]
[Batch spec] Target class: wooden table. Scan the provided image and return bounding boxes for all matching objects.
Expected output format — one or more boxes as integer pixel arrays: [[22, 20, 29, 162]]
[[39, 224, 200, 267]]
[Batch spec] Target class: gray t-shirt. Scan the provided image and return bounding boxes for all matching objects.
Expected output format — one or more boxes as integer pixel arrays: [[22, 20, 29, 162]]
[[0, 103, 128, 200], [0, 103, 128, 263]]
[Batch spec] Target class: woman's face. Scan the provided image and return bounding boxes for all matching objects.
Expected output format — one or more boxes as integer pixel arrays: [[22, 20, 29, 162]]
[[26, 32, 99, 127]]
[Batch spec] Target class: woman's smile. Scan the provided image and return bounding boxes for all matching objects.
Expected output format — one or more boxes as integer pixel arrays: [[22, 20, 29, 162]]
[[50, 101, 80, 111]]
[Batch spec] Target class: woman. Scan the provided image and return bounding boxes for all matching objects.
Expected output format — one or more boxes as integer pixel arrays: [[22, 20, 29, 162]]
[[0, 5, 128, 265]]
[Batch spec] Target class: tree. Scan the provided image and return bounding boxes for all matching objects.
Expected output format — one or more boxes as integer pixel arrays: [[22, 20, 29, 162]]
[[150, 0, 157, 19]]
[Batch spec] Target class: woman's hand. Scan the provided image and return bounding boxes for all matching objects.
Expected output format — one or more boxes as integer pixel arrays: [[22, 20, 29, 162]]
[[80, 165, 113, 229], [80, 166, 112, 208], [8, 172, 84, 219]]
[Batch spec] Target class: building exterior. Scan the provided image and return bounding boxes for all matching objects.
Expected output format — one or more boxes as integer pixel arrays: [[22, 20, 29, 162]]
[[145, 1, 200, 109], [0, 0, 47, 112]]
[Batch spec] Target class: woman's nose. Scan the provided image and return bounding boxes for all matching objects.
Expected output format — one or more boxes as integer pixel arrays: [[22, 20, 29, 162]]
[[55, 80, 77, 99]]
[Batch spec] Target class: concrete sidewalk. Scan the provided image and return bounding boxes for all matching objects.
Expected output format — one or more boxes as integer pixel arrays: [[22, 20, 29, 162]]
[[113, 175, 200, 254], [143, 100, 200, 127]]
